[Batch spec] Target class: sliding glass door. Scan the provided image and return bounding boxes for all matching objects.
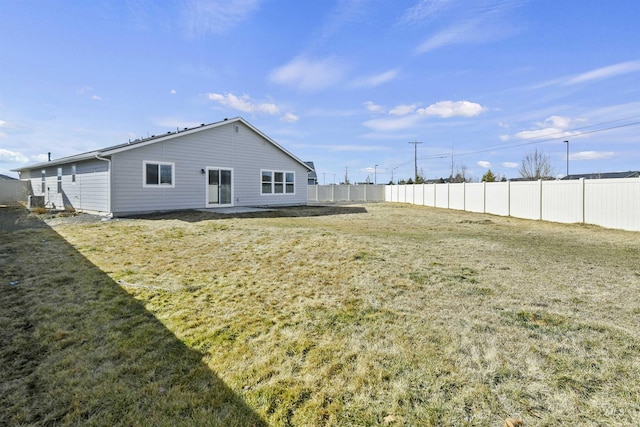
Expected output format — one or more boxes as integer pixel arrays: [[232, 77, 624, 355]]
[[207, 168, 232, 206]]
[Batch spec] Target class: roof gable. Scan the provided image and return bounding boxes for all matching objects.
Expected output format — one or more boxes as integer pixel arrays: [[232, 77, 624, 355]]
[[13, 117, 312, 172]]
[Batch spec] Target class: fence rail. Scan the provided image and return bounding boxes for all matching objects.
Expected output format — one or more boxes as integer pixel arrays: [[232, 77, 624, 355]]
[[0, 180, 30, 205], [308, 184, 385, 203], [308, 179, 639, 231]]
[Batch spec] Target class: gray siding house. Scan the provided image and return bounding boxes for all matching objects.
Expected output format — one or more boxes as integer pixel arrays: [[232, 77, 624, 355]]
[[13, 117, 312, 216]]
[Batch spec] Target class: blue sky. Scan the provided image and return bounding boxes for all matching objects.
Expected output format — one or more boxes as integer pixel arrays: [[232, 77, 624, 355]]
[[1, 0, 639, 182]]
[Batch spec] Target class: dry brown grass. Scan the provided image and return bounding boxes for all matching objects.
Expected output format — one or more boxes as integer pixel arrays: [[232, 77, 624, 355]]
[[2, 203, 640, 426]]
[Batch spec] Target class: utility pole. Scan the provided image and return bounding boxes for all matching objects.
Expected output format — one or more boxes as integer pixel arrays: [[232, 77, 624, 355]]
[[408, 140, 423, 182], [450, 145, 455, 180], [344, 166, 349, 184], [374, 164, 378, 185]]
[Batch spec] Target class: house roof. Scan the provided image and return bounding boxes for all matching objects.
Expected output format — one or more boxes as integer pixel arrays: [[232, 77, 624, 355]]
[[0, 173, 17, 180], [561, 171, 640, 180], [13, 117, 312, 172], [304, 161, 317, 180]]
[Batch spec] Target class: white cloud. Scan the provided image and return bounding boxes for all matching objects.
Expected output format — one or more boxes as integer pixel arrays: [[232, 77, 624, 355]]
[[183, 0, 260, 37], [571, 151, 614, 160], [170, 89, 177, 95], [477, 161, 491, 168], [207, 93, 279, 115], [363, 115, 421, 132], [416, 19, 481, 53], [515, 115, 577, 140], [281, 112, 299, 123], [0, 148, 29, 164], [351, 69, 399, 88], [91, 95, 102, 101], [411, 1, 523, 53], [417, 100, 486, 118], [565, 60, 640, 85], [322, 144, 389, 152], [502, 162, 518, 168], [499, 134, 509, 141], [534, 60, 640, 89], [32, 154, 49, 163], [269, 56, 348, 92], [364, 101, 384, 113], [389, 104, 417, 116], [400, 0, 453, 24]]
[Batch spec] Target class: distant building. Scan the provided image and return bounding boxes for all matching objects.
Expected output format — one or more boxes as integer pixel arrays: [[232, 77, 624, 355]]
[[304, 161, 318, 185], [0, 173, 17, 180], [561, 171, 640, 180]]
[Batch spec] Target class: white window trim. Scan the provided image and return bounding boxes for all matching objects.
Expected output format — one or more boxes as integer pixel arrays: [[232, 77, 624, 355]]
[[143, 161, 175, 188], [260, 169, 295, 195]]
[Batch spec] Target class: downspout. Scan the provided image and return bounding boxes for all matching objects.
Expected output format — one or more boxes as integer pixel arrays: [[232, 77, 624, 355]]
[[95, 154, 112, 217]]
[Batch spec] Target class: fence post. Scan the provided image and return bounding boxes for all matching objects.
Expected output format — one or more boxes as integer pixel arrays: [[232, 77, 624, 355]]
[[580, 178, 585, 224], [432, 183, 436, 207], [483, 181, 486, 214], [507, 180, 511, 217], [539, 179, 543, 221], [463, 182, 466, 211]]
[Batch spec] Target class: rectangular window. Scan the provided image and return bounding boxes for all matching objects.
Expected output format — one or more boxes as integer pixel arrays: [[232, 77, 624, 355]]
[[41, 170, 46, 193], [71, 164, 76, 183], [261, 171, 272, 194], [286, 172, 295, 193], [274, 172, 284, 193], [57, 167, 62, 193], [144, 161, 174, 187], [261, 170, 294, 195]]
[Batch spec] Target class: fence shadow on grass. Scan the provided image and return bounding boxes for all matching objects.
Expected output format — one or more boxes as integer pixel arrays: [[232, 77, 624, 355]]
[[126, 204, 369, 222], [0, 207, 266, 426]]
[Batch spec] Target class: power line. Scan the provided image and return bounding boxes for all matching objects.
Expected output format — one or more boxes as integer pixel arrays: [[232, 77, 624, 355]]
[[393, 118, 640, 167]]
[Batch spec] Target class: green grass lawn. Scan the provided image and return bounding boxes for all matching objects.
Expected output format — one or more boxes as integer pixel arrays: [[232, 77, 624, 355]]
[[2, 203, 639, 426]]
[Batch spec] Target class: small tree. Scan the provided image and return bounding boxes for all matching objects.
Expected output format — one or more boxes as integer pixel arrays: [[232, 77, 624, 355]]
[[519, 148, 554, 180], [451, 164, 468, 183], [481, 169, 496, 182]]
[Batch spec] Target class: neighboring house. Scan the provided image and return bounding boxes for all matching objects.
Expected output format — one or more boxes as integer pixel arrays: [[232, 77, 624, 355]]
[[13, 117, 313, 216], [305, 161, 318, 185], [561, 171, 640, 180], [0, 173, 17, 180]]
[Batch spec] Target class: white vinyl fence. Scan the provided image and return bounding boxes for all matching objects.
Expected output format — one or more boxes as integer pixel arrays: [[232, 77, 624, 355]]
[[385, 178, 640, 232], [0, 180, 30, 205], [308, 184, 386, 203]]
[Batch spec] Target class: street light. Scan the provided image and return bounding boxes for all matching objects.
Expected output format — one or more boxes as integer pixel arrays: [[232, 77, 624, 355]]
[[564, 140, 569, 177], [374, 164, 378, 185]]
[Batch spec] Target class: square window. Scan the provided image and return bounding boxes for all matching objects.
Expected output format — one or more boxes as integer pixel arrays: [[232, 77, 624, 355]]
[[144, 161, 174, 187]]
